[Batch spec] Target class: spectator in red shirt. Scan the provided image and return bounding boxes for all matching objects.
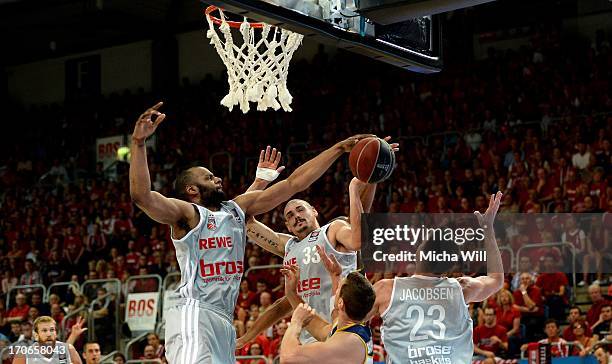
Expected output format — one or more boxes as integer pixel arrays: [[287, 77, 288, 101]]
[[563, 306, 592, 341], [237, 280, 256, 310], [113, 210, 134, 237], [569, 320, 596, 356], [513, 272, 544, 341], [239, 320, 270, 359], [495, 289, 521, 355], [6, 294, 30, 324], [473, 307, 509, 363], [241, 342, 267, 364], [146, 332, 165, 358], [19, 259, 42, 287], [50, 303, 64, 324], [125, 240, 141, 268], [140, 345, 158, 361], [268, 320, 288, 360], [587, 283, 610, 327], [521, 320, 569, 358], [62, 224, 83, 252], [535, 255, 568, 320]]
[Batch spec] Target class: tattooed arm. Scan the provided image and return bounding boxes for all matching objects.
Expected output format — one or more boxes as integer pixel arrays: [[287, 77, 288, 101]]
[[246, 217, 293, 257]]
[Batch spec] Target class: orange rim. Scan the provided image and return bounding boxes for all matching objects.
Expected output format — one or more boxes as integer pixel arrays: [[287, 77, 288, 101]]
[[205, 5, 265, 29]]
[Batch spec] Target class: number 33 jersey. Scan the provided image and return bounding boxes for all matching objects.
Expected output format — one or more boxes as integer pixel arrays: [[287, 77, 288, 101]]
[[381, 275, 473, 364], [284, 223, 357, 343]]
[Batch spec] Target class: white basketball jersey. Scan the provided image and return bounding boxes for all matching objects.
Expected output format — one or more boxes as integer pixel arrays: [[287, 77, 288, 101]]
[[381, 276, 473, 364], [171, 201, 246, 319], [284, 223, 357, 343], [25, 341, 71, 364]]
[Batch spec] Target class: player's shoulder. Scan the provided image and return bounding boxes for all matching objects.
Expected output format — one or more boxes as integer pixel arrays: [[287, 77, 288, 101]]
[[373, 278, 395, 294]]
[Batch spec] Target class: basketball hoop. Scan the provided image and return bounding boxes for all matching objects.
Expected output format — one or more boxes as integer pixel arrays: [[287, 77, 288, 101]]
[[204, 6, 304, 113]]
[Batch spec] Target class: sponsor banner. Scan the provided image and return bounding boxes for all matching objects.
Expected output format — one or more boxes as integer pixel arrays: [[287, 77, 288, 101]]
[[125, 292, 159, 332]]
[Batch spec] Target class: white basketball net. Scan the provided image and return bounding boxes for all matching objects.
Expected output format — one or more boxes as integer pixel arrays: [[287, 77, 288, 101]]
[[205, 9, 304, 113]]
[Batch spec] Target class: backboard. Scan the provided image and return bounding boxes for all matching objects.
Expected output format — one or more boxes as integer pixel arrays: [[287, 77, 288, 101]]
[[203, 0, 443, 73]]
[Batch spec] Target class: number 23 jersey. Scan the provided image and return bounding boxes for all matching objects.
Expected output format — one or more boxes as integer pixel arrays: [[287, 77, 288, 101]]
[[381, 275, 473, 364]]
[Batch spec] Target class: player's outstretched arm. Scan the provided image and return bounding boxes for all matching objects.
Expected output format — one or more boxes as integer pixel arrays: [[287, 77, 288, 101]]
[[246, 146, 285, 192], [129, 102, 195, 226], [460, 191, 505, 303], [236, 296, 293, 349], [234, 134, 375, 217], [333, 178, 374, 251], [246, 217, 292, 257], [282, 264, 332, 341]]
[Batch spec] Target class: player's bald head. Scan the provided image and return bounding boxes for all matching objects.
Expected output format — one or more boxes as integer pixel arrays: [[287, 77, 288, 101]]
[[284, 199, 312, 214]]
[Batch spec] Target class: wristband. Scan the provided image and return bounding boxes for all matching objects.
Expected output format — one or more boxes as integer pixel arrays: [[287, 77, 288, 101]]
[[256, 167, 280, 182], [330, 296, 336, 313]]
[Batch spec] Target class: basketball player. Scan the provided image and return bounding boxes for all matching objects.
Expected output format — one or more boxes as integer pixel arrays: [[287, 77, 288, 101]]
[[12, 316, 82, 364], [237, 174, 384, 346], [129, 102, 372, 364], [363, 191, 505, 364], [279, 261, 375, 364]]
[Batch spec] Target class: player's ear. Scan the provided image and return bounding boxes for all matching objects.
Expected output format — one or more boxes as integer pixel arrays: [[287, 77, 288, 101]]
[[186, 184, 198, 195], [312, 208, 318, 218]]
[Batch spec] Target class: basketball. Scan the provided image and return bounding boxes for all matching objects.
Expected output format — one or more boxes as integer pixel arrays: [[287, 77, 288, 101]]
[[349, 137, 396, 183]]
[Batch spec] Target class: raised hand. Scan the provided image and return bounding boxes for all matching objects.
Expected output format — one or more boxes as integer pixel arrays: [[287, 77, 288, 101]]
[[316, 245, 341, 278], [281, 265, 300, 296], [132, 102, 166, 143], [335, 134, 376, 152], [383, 136, 400, 152], [474, 191, 503, 229], [290, 303, 315, 327], [71, 316, 88, 337], [258, 146, 285, 174]]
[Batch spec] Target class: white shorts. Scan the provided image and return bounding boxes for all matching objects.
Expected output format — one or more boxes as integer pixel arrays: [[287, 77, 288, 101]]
[[164, 298, 236, 364]]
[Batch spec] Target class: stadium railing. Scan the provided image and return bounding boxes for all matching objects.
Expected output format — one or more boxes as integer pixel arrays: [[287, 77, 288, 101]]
[[520, 341, 586, 359], [499, 246, 515, 273], [245, 265, 283, 278], [45, 281, 80, 303], [125, 332, 150, 361], [99, 350, 120, 364], [516, 242, 577, 302], [81, 278, 122, 351], [236, 355, 272, 363], [6, 284, 46, 309]]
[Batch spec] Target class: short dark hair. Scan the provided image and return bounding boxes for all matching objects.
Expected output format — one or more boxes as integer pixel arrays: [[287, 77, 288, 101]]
[[339, 272, 376, 321], [174, 168, 196, 200], [602, 303, 612, 310], [484, 307, 496, 315], [83, 342, 100, 351], [569, 306, 581, 313], [544, 319, 558, 328]]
